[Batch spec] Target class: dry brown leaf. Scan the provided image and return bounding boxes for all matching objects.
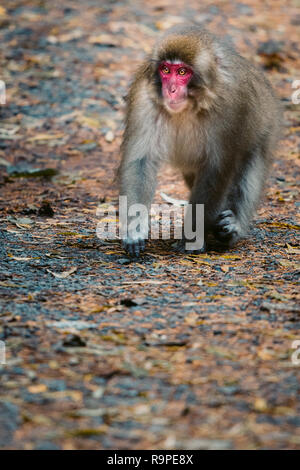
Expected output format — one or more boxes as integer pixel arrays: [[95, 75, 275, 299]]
[[253, 398, 268, 412], [184, 312, 199, 326], [221, 265, 230, 273], [28, 384, 47, 394], [88, 34, 120, 46], [286, 243, 300, 254]]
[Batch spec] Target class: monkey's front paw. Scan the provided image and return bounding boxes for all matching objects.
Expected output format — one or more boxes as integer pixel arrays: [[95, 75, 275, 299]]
[[122, 238, 146, 257], [214, 210, 241, 246]]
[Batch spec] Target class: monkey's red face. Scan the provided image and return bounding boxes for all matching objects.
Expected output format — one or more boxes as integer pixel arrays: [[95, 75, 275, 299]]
[[159, 61, 193, 113]]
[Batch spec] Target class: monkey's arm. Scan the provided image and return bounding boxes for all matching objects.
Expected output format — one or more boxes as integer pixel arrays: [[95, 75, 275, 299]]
[[118, 74, 161, 256], [119, 156, 159, 257]]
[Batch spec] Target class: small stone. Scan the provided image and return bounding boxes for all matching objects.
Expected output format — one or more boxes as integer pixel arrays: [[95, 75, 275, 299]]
[[62, 334, 86, 347], [37, 201, 54, 217], [105, 130, 114, 142]]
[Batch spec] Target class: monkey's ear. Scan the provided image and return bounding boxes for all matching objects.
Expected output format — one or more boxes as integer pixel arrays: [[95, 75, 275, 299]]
[[135, 57, 157, 82], [146, 57, 159, 77], [194, 49, 216, 86]]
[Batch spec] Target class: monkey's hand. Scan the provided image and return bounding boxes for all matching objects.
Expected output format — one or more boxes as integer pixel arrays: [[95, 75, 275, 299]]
[[214, 210, 241, 246], [122, 237, 146, 257]]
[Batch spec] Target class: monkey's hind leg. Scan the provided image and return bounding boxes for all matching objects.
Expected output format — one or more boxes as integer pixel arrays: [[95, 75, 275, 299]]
[[213, 155, 267, 247], [182, 172, 195, 190]]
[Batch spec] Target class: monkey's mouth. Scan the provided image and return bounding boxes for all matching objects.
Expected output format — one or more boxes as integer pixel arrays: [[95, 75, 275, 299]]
[[165, 99, 187, 112]]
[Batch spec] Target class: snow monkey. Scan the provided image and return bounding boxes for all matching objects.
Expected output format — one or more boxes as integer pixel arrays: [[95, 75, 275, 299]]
[[118, 25, 280, 257]]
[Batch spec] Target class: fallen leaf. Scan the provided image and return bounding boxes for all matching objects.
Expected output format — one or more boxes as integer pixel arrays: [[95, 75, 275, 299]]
[[47, 267, 77, 278], [8, 254, 36, 261], [253, 398, 268, 412], [185, 312, 199, 326], [155, 16, 185, 30], [0, 157, 10, 166], [28, 384, 47, 394], [27, 133, 64, 142], [7, 166, 58, 178], [286, 243, 300, 254], [258, 348, 275, 360], [49, 320, 96, 330], [278, 259, 300, 269], [88, 34, 120, 46], [160, 191, 188, 206], [221, 265, 230, 273]]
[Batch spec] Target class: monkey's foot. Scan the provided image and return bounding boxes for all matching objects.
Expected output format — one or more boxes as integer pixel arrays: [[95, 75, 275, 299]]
[[214, 210, 241, 246], [122, 238, 145, 257], [175, 239, 206, 254]]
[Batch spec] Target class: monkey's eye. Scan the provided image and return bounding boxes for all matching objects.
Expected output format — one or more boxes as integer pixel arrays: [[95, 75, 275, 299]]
[[162, 66, 170, 74], [178, 68, 187, 75]]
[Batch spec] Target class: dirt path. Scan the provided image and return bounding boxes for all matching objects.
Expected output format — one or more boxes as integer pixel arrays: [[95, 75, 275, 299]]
[[0, 0, 299, 449]]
